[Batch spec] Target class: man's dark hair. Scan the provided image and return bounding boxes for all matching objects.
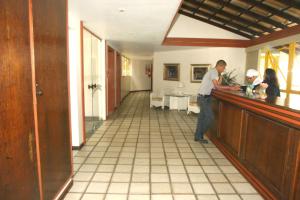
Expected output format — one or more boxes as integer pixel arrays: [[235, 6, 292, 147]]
[[216, 60, 227, 67]]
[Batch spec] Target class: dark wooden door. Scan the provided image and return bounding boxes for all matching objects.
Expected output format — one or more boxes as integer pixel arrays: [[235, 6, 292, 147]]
[[107, 46, 115, 115], [116, 52, 121, 107], [0, 1, 40, 199], [32, 0, 72, 199]]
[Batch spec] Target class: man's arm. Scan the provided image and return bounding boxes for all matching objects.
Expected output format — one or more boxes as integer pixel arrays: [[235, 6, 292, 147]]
[[218, 75, 222, 85], [212, 79, 240, 90]]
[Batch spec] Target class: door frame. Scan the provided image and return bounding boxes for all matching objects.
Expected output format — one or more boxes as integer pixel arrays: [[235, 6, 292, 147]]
[[80, 21, 102, 145]]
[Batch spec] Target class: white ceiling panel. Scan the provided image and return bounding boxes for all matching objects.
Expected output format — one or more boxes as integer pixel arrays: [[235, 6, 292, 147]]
[[69, 0, 183, 57]]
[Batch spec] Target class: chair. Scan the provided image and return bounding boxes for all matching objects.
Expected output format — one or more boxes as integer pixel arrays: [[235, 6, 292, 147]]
[[187, 95, 200, 114], [150, 92, 165, 110]]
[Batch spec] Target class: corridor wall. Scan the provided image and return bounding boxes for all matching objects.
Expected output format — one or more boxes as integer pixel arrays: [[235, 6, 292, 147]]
[[131, 59, 152, 91], [153, 47, 246, 95]]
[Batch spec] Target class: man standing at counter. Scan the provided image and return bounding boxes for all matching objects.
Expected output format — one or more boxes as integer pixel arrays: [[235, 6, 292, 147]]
[[195, 60, 240, 143]]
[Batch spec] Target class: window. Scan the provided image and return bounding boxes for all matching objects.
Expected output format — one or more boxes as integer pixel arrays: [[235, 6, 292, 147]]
[[122, 56, 131, 76], [259, 42, 300, 94], [292, 49, 300, 91]]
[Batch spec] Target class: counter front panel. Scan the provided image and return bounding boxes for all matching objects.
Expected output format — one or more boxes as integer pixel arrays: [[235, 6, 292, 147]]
[[210, 90, 300, 200]]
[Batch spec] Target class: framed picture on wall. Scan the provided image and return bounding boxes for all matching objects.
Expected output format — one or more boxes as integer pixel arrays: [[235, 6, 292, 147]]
[[190, 64, 210, 83], [163, 63, 180, 81]]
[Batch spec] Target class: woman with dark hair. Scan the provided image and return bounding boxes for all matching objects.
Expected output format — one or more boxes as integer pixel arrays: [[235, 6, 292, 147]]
[[263, 68, 280, 97]]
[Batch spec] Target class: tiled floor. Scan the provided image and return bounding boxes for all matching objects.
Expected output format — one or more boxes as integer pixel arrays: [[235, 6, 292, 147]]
[[66, 92, 263, 200]]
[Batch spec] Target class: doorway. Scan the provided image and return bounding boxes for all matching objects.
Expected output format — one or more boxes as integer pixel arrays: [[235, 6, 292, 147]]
[[83, 28, 102, 138]]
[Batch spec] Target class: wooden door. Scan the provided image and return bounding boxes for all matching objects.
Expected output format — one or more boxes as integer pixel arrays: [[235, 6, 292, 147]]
[[32, 0, 72, 199], [107, 46, 115, 115], [116, 52, 121, 107], [0, 1, 40, 199]]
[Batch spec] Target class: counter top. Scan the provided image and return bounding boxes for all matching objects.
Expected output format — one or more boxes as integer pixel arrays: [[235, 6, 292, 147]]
[[212, 90, 300, 113], [212, 90, 300, 128]]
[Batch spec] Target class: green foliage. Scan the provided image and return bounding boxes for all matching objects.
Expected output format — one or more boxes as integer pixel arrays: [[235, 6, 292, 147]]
[[221, 69, 238, 86]]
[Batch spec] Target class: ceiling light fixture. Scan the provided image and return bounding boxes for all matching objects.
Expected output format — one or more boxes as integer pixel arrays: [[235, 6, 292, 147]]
[[119, 8, 125, 13]]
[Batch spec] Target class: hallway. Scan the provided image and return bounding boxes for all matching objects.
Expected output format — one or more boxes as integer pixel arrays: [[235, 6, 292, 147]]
[[65, 92, 263, 200]]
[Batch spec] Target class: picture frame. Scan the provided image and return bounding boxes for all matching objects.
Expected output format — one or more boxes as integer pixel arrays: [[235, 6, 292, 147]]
[[190, 64, 210, 83], [163, 63, 180, 81]]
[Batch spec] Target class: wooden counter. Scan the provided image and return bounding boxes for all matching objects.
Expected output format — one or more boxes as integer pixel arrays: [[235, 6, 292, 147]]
[[210, 90, 300, 200]]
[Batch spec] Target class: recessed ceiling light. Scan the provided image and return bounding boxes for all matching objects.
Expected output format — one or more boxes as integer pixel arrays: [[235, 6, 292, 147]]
[[119, 8, 125, 12]]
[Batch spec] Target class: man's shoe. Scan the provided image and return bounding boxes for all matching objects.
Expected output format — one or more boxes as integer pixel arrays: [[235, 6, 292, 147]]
[[194, 137, 199, 141], [199, 139, 208, 144]]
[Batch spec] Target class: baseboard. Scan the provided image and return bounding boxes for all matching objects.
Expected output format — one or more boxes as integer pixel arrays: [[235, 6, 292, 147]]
[[130, 90, 151, 92], [85, 116, 100, 121], [72, 142, 84, 150], [121, 93, 130, 102], [54, 177, 73, 200]]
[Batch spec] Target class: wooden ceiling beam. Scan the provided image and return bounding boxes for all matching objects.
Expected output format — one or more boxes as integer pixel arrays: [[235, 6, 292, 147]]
[[178, 10, 253, 39], [181, 5, 262, 36], [163, 37, 251, 48], [250, 24, 300, 46], [277, 0, 300, 10], [184, 0, 274, 33], [247, 0, 300, 24], [211, 0, 287, 29]]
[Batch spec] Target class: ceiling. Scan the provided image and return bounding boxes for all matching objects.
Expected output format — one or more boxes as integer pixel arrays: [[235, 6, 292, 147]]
[[69, 0, 300, 58], [69, 0, 185, 58], [179, 0, 300, 39], [274, 42, 300, 54]]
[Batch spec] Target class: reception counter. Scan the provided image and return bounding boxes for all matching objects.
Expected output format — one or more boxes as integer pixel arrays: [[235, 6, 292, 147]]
[[209, 90, 300, 200]]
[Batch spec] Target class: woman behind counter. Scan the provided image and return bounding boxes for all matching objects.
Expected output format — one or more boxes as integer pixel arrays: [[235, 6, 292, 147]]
[[263, 68, 280, 97]]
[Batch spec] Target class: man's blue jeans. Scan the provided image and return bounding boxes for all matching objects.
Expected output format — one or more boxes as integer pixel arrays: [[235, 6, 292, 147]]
[[195, 95, 214, 140]]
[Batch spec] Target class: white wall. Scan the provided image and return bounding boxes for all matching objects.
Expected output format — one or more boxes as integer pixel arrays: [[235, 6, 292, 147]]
[[168, 14, 247, 39], [245, 50, 260, 83], [68, 11, 83, 147], [68, 11, 107, 147], [131, 60, 152, 91], [121, 76, 131, 100], [98, 40, 107, 120], [153, 48, 246, 95]]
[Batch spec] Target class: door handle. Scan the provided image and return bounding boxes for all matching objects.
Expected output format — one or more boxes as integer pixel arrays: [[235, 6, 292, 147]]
[[36, 83, 43, 96], [88, 84, 97, 89]]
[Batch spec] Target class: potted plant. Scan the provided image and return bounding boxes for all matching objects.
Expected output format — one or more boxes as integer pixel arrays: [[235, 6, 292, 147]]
[[221, 69, 238, 86]]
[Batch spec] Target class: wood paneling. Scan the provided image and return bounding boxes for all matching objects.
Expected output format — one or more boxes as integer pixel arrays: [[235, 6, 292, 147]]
[[291, 129, 300, 200], [1, 1, 72, 199], [0, 1, 40, 199], [211, 91, 300, 199], [32, 0, 72, 199], [219, 102, 243, 155], [250, 25, 300, 47], [107, 46, 115, 115], [243, 112, 290, 199], [116, 52, 121, 107], [212, 90, 300, 129], [210, 97, 220, 138]]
